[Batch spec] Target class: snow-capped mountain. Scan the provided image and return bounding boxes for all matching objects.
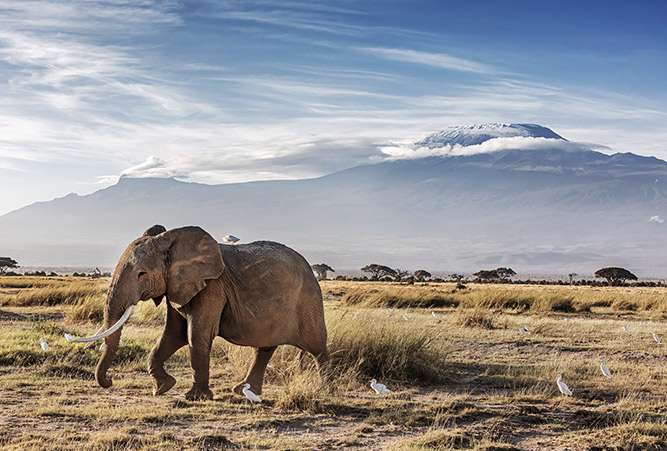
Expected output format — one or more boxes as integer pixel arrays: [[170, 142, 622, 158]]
[[2, 124, 667, 277], [415, 123, 566, 148]]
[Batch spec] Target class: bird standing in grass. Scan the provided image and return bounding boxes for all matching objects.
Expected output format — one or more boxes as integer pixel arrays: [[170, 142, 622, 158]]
[[39, 338, 50, 351], [524, 325, 531, 332], [556, 374, 572, 396], [242, 383, 262, 403], [600, 360, 613, 378], [518, 327, 526, 335], [432, 311, 438, 318], [370, 379, 391, 395], [222, 235, 240, 244], [653, 333, 661, 344], [621, 325, 629, 332]]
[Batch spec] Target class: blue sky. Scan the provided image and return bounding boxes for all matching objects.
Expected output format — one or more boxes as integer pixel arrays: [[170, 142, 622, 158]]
[[1, 0, 666, 215]]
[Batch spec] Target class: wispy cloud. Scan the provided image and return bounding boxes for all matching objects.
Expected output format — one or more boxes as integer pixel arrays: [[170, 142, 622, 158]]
[[357, 47, 496, 74], [380, 136, 603, 160]]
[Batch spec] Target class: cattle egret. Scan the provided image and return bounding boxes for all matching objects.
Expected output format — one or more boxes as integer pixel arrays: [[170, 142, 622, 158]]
[[653, 333, 661, 344], [518, 327, 526, 335], [39, 338, 50, 351], [432, 311, 438, 318], [242, 383, 262, 403], [556, 374, 572, 396], [99, 338, 122, 351], [565, 318, 570, 322], [621, 325, 629, 332], [402, 314, 409, 321], [600, 360, 612, 378], [524, 325, 531, 332], [222, 235, 240, 244], [370, 379, 391, 395]]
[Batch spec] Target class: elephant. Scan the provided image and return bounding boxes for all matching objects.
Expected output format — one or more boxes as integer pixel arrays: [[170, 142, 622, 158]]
[[83, 225, 328, 401]]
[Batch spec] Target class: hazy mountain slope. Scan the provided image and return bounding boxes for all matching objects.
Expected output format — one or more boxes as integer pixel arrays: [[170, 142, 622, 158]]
[[2, 124, 667, 277]]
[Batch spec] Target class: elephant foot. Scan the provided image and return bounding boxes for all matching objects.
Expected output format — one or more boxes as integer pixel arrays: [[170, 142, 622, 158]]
[[185, 384, 213, 401], [152, 374, 176, 396]]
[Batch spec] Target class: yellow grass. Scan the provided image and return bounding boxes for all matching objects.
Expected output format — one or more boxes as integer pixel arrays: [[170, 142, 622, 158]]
[[1, 276, 667, 449]]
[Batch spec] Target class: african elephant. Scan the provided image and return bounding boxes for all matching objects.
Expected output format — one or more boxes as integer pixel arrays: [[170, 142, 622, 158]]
[[84, 225, 328, 400]]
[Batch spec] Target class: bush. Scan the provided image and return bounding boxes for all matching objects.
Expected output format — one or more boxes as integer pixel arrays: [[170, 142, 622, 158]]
[[326, 310, 450, 384]]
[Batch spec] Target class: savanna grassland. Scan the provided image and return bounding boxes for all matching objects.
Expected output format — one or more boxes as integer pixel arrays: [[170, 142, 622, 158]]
[[1, 277, 667, 450]]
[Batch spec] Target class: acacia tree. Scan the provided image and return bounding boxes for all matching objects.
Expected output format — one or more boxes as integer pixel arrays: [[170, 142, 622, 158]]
[[414, 269, 432, 281], [474, 267, 516, 282], [394, 268, 410, 282], [311, 263, 334, 280], [496, 267, 516, 280], [473, 269, 499, 281], [0, 257, 19, 275], [594, 267, 637, 285], [361, 264, 397, 280]]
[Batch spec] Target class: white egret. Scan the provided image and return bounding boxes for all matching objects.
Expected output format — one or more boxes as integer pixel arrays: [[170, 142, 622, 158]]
[[402, 314, 410, 321], [556, 374, 572, 396], [39, 338, 50, 351], [524, 325, 531, 332], [242, 383, 262, 403], [600, 360, 612, 378], [222, 235, 240, 244], [564, 318, 570, 322], [653, 333, 661, 344], [370, 379, 391, 395], [99, 337, 122, 351], [621, 325, 629, 332], [432, 311, 438, 318], [518, 327, 526, 335]]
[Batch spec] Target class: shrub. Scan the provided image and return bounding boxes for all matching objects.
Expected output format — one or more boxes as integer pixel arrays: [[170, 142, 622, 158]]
[[326, 310, 450, 384]]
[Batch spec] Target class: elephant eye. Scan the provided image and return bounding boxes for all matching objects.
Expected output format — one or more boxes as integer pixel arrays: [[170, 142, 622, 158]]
[[138, 271, 147, 278]]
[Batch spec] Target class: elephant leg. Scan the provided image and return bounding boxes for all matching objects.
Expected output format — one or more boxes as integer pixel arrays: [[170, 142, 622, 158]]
[[232, 346, 277, 396], [148, 303, 187, 396], [184, 311, 220, 401]]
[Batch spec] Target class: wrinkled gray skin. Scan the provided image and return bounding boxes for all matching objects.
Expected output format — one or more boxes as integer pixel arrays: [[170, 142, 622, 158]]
[[95, 225, 328, 400]]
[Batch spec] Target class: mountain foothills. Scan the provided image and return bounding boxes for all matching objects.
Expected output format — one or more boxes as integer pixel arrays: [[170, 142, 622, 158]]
[[2, 123, 667, 277]]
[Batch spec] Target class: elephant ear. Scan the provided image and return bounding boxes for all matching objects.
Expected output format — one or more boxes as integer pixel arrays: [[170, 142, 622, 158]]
[[163, 226, 224, 307]]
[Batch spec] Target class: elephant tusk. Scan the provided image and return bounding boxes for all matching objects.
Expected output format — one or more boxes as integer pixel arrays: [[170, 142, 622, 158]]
[[64, 307, 133, 343], [82, 325, 106, 349]]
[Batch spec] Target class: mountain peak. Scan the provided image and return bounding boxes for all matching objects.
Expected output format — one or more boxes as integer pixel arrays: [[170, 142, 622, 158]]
[[416, 123, 566, 148]]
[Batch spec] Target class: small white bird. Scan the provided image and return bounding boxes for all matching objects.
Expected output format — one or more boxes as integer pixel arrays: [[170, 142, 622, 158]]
[[518, 327, 526, 335], [99, 337, 121, 351], [432, 311, 438, 318], [370, 379, 391, 395], [242, 383, 262, 403], [621, 325, 629, 332], [556, 374, 572, 396], [402, 314, 410, 321], [39, 338, 50, 351], [523, 325, 531, 332], [565, 317, 570, 322], [222, 235, 240, 244], [600, 360, 613, 378], [653, 333, 661, 344]]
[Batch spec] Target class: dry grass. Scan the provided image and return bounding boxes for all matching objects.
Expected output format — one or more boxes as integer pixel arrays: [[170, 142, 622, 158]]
[[1, 277, 667, 449], [328, 280, 667, 314]]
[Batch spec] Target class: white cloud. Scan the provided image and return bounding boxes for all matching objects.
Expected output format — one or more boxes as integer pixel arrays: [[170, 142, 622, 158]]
[[649, 215, 664, 224], [357, 47, 495, 74], [380, 136, 606, 160]]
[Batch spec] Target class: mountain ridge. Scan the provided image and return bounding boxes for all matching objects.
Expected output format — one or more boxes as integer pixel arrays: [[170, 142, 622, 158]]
[[2, 124, 667, 277]]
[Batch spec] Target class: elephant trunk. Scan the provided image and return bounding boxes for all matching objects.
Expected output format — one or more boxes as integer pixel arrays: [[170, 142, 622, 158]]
[[95, 302, 128, 388]]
